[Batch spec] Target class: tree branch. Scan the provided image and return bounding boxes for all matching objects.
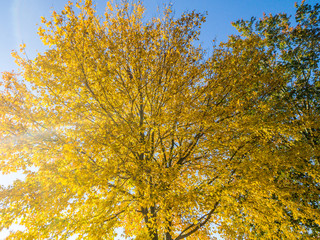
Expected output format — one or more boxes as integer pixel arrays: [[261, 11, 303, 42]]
[[175, 201, 219, 240]]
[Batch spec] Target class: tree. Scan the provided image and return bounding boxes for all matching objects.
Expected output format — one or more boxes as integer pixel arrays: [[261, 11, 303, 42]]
[[231, 2, 320, 238], [0, 0, 319, 239]]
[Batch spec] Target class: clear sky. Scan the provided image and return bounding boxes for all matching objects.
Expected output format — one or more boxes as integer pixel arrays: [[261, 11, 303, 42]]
[[2, 0, 318, 73], [0, 0, 317, 239]]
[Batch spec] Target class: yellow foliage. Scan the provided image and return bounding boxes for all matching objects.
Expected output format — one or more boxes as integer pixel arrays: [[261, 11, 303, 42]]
[[0, 1, 319, 240]]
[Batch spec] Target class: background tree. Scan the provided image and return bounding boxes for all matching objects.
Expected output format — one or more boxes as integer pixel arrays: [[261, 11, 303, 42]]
[[229, 1, 320, 238], [0, 0, 319, 239]]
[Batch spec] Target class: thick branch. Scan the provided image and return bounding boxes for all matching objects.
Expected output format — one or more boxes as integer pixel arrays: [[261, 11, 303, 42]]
[[175, 201, 219, 240]]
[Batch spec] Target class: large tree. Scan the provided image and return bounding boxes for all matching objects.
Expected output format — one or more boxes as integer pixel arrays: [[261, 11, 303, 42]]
[[0, 0, 319, 239]]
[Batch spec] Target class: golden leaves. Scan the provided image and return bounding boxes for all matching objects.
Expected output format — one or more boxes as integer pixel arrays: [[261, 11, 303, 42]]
[[0, 0, 319, 239]]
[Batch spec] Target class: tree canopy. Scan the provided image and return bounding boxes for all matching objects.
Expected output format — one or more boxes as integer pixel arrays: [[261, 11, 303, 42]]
[[0, 0, 319, 239]]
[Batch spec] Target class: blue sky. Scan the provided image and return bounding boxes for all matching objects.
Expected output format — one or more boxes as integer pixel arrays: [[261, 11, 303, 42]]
[[2, 0, 316, 73], [0, 0, 317, 239]]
